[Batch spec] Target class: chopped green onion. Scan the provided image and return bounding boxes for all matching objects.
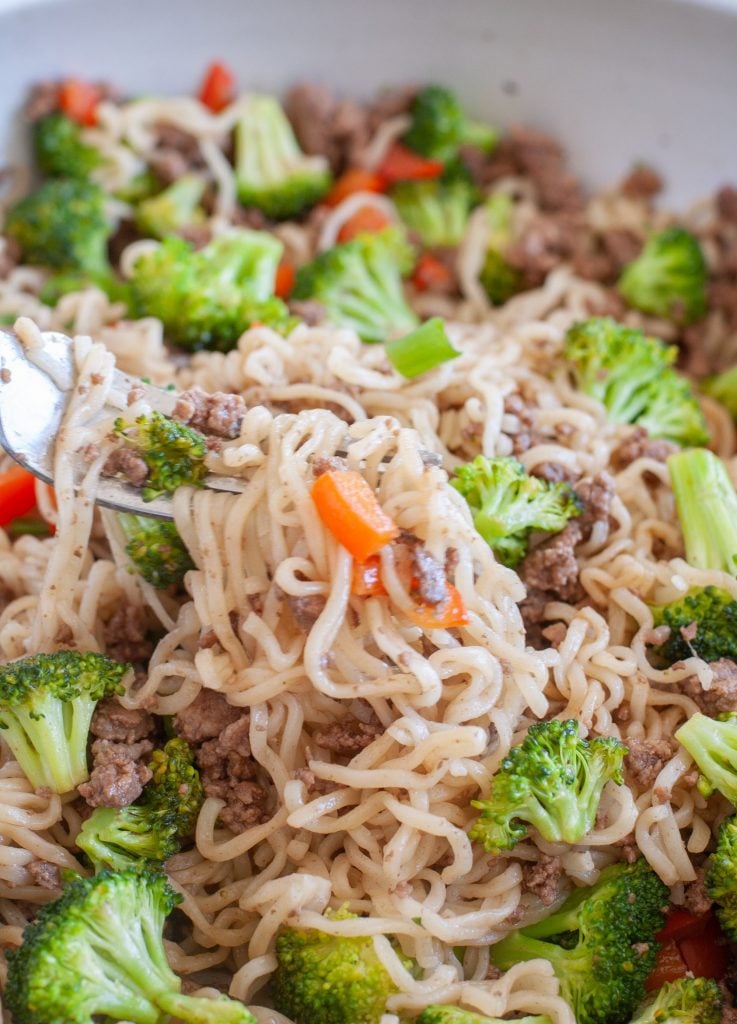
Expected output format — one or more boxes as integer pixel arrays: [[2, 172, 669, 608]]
[[385, 317, 460, 379]]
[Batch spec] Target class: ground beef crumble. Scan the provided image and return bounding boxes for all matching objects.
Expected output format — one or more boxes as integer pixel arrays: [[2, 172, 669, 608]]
[[27, 860, 61, 890], [522, 854, 564, 906], [284, 82, 370, 172], [79, 738, 153, 808], [312, 714, 383, 757], [683, 865, 713, 916], [610, 427, 677, 471], [681, 659, 737, 715], [172, 387, 246, 440], [90, 700, 154, 744], [173, 688, 241, 745], [103, 604, 154, 665], [101, 447, 149, 488], [624, 736, 677, 789]]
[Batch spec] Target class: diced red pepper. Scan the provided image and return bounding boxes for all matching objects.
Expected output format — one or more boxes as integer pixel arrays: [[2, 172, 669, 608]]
[[377, 142, 444, 184], [411, 252, 455, 293], [646, 941, 689, 991], [648, 909, 729, 990], [275, 261, 296, 299], [58, 78, 100, 127], [679, 913, 729, 979], [352, 555, 387, 597], [325, 169, 386, 208], [198, 61, 235, 113], [337, 205, 393, 244], [0, 466, 38, 527]]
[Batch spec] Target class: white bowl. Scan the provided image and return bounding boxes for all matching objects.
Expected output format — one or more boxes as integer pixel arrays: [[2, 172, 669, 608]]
[[0, 0, 736, 203]]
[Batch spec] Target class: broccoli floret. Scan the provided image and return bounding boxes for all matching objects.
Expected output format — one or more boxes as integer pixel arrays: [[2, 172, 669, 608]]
[[675, 711, 737, 802], [273, 909, 409, 1024], [4, 178, 111, 276], [33, 112, 102, 178], [392, 179, 475, 248], [117, 513, 194, 587], [478, 192, 522, 306], [707, 814, 737, 939], [418, 1009, 551, 1024], [77, 737, 203, 871], [564, 318, 709, 446], [490, 859, 669, 1024], [629, 978, 721, 1024], [235, 94, 332, 219], [668, 448, 737, 575], [292, 226, 418, 344], [5, 868, 256, 1024], [112, 411, 208, 502], [703, 366, 737, 421], [618, 227, 707, 324], [404, 85, 497, 163], [648, 585, 737, 665], [451, 455, 581, 567], [128, 230, 291, 350], [469, 719, 626, 854], [114, 168, 161, 204], [0, 651, 128, 794], [134, 173, 206, 240]]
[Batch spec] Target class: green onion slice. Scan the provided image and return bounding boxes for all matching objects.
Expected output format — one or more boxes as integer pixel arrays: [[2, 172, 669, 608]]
[[385, 317, 460, 379]]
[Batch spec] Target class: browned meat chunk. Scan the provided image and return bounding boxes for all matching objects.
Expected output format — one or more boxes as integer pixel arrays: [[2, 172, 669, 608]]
[[196, 715, 269, 833], [488, 126, 584, 213], [149, 123, 207, 183], [312, 714, 383, 756], [102, 447, 149, 487], [24, 81, 60, 121], [79, 738, 153, 808], [284, 83, 369, 172], [507, 214, 578, 287], [174, 688, 241, 745], [288, 594, 327, 630], [610, 427, 677, 470], [717, 185, 737, 222], [27, 860, 61, 890], [294, 767, 339, 795], [530, 462, 579, 484], [503, 392, 545, 454], [522, 854, 564, 906], [90, 700, 154, 744], [103, 603, 154, 665], [172, 387, 246, 440], [620, 164, 663, 200], [367, 85, 418, 131], [395, 533, 449, 607], [575, 472, 615, 540], [683, 865, 713, 916], [681, 659, 737, 716], [624, 736, 677, 789], [289, 299, 326, 326], [520, 524, 582, 603]]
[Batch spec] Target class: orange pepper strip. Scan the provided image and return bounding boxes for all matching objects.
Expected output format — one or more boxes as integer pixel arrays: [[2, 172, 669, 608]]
[[312, 470, 399, 563], [325, 168, 386, 208], [58, 78, 100, 127], [377, 142, 444, 184], [0, 465, 38, 527], [337, 204, 393, 244], [351, 555, 387, 597], [198, 61, 235, 113], [411, 252, 455, 293], [405, 583, 469, 630], [274, 261, 296, 299]]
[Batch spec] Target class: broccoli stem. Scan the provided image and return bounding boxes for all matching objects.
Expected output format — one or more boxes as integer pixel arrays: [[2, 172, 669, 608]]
[[159, 992, 255, 1024], [668, 449, 737, 575], [1, 695, 96, 792]]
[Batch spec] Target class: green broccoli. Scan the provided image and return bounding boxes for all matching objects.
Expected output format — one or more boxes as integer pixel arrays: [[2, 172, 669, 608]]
[[404, 85, 498, 163], [564, 318, 709, 446], [134, 174, 206, 240], [618, 227, 707, 324], [117, 513, 195, 587], [77, 738, 203, 871], [417, 1009, 552, 1024], [451, 455, 581, 567], [469, 719, 626, 854], [675, 711, 737, 802], [291, 226, 418, 344], [33, 112, 102, 178], [668, 448, 737, 575], [707, 813, 737, 939], [273, 909, 409, 1024], [4, 178, 112, 276], [648, 585, 737, 665], [235, 94, 332, 218], [392, 179, 475, 248], [111, 411, 208, 501], [5, 868, 256, 1024], [128, 230, 291, 350], [702, 365, 737, 421], [0, 651, 128, 794], [478, 192, 522, 306], [114, 167, 161, 204], [490, 859, 669, 1024], [628, 978, 721, 1024]]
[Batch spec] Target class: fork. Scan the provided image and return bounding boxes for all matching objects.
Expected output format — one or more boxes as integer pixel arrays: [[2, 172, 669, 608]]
[[0, 327, 247, 521]]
